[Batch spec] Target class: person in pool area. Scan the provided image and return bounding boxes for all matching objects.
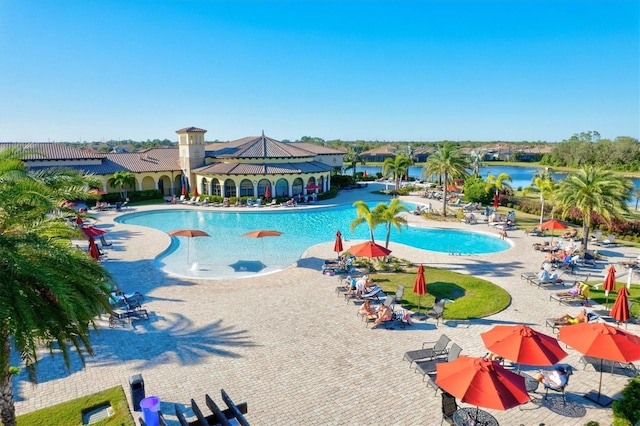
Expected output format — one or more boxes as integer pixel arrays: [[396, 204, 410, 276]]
[[554, 309, 588, 325], [536, 366, 569, 388], [359, 300, 377, 321], [371, 303, 393, 329]]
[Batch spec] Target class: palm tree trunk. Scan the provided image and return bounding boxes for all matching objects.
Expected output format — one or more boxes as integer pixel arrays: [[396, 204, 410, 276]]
[[539, 195, 545, 224], [385, 224, 391, 248], [442, 172, 448, 217], [582, 223, 590, 252], [0, 337, 16, 426]]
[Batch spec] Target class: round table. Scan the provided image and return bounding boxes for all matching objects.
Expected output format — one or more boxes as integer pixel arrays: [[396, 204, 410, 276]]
[[452, 407, 499, 426]]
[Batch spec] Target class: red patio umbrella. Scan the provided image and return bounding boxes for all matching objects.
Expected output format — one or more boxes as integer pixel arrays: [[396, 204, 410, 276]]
[[436, 356, 530, 414], [481, 324, 568, 368], [610, 286, 630, 324], [413, 264, 427, 317], [305, 183, 320, 190], [333, 230, 344, 254], [181, 185, 187, 197], [242, 230, 283, 261], [75, 216, 83, 225], [363, 170, 367, 177], [168, 229, 210, 264], [88, 237, 100, 261], [81, 226, 107, 238], [493, 193, 499, 209], [540, 218, 568, 242], [559, 323, 640, 405], [193, 186, 199, 197], [348, 241, 391, 258], [603, 265, 617, 307], [264, 184, 271, 199]]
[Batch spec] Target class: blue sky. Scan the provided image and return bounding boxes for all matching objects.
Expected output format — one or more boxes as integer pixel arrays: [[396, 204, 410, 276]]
[[1, 0, 638, 143]]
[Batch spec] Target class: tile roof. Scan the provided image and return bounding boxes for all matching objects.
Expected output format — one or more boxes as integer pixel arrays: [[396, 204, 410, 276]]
[[193, 161, 333, 175], [288, 142, 346, 155], [0, 142, 105, 160], [206, 135, 315, 159], [360, 145, 398, 155], [175, 127, 207, 133]]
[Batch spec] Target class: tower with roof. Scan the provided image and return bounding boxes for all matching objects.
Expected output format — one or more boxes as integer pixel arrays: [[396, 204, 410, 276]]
[[176, 127, 207, 193]]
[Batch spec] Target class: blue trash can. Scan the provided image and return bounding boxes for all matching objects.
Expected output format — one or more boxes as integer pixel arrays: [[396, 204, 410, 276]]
[[140, 396, 160, 426]]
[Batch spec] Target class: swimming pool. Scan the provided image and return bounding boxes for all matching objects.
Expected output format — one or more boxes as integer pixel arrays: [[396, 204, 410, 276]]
[[116, 203, 510, 279]]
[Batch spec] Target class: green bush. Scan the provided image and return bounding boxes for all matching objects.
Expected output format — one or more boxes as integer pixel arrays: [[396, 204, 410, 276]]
[[612, 376, 640, 425]]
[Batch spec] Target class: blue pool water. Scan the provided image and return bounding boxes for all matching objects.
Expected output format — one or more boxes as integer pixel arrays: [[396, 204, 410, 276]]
[[116, 203, 510, 279]]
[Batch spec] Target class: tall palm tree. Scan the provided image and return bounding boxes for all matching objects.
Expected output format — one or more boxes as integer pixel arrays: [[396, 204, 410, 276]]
[[343, 147, 363, 179], [523, 172, 557, 224], [469, 150, 484, 177], [423, 143, 469, 217], [350, 200, 382, 243], [554, 166, 632, 251], [375, 199, 409, 248], [635, 188, 640, 211], [0, 148, 113, 426], [382, 155, 413, 193], [485, 173, 513, 197], [108, 171, 135, 199]]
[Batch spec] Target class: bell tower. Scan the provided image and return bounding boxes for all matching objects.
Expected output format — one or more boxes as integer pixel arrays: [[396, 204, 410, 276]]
[[176, 126, 207, 192]]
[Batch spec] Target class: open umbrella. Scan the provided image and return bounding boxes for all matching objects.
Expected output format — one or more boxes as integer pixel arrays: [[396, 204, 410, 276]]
[[413, 264, 427, 318], [264, 184, 271, 199], [348, 240, 391, 258], [88, 237, 100, 261], [481, 324, 567, 370], [436, 356, 530, 417], [305, 183, 320, 191], [81, 226, 107, 238], [559, 323, 640, 406], [168, 229, 210, 264], [610, 286, 630, 325], [333, 230, 344, 255], [603, 265, 617, 307], [242, 230, 282, 260], [540, 218, 568, 242]]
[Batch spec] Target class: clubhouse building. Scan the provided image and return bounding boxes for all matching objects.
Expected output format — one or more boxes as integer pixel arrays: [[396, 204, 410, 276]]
[[2, 127, 344, 199]]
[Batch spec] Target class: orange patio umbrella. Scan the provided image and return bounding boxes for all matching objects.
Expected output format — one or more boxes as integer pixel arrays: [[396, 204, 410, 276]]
[[481, 324, 567, 369], [333, 230, 344, 255], [264, 184, 271, 199], [603, 265, 617, 307], [242, 230, 282, 260], [348, 240, 391, 258], [610, 286, 630, 325], [88, 237, 100, 261], [413, 264, 427, 317], [540, 218, 568, 241], [168, 229, 210, 264], [81, 226, 107, 238], [435, 356, 530, 416], [193, 186, 199, 197]]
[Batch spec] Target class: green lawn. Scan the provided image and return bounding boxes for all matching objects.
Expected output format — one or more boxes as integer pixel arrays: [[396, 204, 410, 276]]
[[17, 386, 135, 426], [586, 282, 640, 319], [369, 266, 511, 320]]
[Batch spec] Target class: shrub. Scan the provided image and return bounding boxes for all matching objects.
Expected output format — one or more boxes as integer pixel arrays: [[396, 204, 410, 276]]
[[612, 376, 640, 425]]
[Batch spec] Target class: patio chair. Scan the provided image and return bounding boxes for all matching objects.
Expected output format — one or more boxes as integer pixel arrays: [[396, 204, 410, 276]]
[[440, 392, 458, 426], [174, 404, 190, 426], [599, 235, 617, 247], [543, 365, 572, 404], [345, 285, 384, 304], [99, 235, 112, 247], [402, 334, 451, 368], [205, 394, 232, 426], [393, 285, 405, 309], [549, 283, 590, 306], [415, 343, 462, 381], [425, 299, 446, 325], [191, 399, 211, 426], [221, 388, 250, 426]]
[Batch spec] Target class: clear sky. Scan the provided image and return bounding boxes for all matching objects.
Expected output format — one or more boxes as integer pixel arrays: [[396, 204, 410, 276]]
[[1, 0, 638, 143]]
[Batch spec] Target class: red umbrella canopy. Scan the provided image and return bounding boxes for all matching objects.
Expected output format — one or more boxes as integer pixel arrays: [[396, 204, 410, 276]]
[[306, 183, 320, 190], [333, 230, 344, 253], [81, 226, 107, 238], [413, 264, 426, 297], [435, 356, 530, 411], [559, 323, 640, 363], [242, 230, 282, 238], [540, 219, 568, 231], [168, 229, 210, 238], [264, 185, 271, 199], [348, 241, 392, 258], [603, 265, 617, 293], [610, 286, 630, 323], [481, 324, 568, 367], [75, 216, 84, 225], [193, 186, 199, 197]]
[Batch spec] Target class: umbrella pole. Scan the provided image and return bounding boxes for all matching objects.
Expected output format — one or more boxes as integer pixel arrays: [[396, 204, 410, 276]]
[[598, 358, 603, 397]]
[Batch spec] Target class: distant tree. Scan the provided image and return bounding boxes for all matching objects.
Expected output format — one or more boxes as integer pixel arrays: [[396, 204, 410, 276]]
[[107, 171, 135, 199], [343, 147, 364, 179], [635, 188, 640, 211], [554, 166, 632, 251], [382, 155, 413, 194], [485, 173, 513, 197], [423, 143, 469, 217], [523, 170, 557, 223], [375, 199, 409, 248], [350, 200, 381, 243], [469, 150, 484, 177]]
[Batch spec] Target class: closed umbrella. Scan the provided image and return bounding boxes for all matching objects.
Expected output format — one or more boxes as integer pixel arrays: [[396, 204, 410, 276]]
[[81, 226, 107, 238], [413, 264, 427, 318], [242, 230, 282, 261], [88, 237, 100, 261], [603, 265, 617, 307], [610, 286, 630, 325], [436, 356, 530, 419], [348, 241, 391, 258], [264, 184, 271, 199], [193, 186, 199, 197], [181, 185, 187, 197], [333, 230, 344, 255], [75, 216, 83, 225], [493, 193, 499, 209], [559, 323, 640, 406], [168, 229, 210, 264], [481, 324, 567, 370]]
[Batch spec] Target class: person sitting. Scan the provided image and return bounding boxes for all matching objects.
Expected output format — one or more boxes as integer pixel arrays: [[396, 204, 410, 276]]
[[284, 198, 296, 207], [537, 267, 551, 282], [484, 352, 504, 363], [554, 282, 583, 297], [345, 276, 358, 296], [536, 366, 569, 389], [554, 308, 588, 325], [359, 300, 377, 321], [371, 303, 393, 329]]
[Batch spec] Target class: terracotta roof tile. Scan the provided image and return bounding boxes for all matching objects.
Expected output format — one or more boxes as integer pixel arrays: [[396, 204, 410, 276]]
[[194, 161, 333, 175], [0, 142, 105, 159], [207, 135, 314, 159], [175, 127, 207, 133]]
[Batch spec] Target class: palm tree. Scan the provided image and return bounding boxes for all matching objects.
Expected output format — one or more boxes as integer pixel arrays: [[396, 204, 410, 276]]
[[0, 148, 113, 426], [375, 199, 409, 248], [635, 188, 640, 211], [523, 172, 557, 224], [554, 166, 632, 251], [469, 150, 484, 177], [108, 171, 135, 199], [382, 155, 413, 194], [350, 200, 382, 243], [423, 143, 469, 217], [343, 147, 363, 179], [485, 173, 513, 197]]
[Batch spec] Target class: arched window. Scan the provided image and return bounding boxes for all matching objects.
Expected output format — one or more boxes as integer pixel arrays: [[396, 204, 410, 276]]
[[211, 179, 221, 196], [275, 178, 289, 198], [257, 179, 271, 197], [318, 176, 325, 192], [292, 178, 303, 195], [201, 178, 209, 195], [224, 179, 237, 197], [240, 179, 254, 197]]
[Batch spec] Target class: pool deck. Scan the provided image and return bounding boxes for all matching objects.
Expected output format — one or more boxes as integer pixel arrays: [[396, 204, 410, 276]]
[[13, 185, 640, 425]]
